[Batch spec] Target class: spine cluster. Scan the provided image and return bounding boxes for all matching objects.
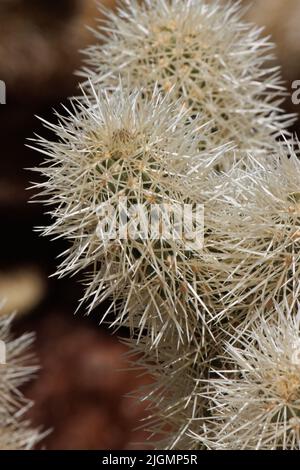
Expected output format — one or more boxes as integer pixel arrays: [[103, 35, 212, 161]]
[[0, 310, 42, 449]]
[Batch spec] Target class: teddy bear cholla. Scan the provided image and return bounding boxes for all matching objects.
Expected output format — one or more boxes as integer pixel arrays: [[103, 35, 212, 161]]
[[33, 0, 300, 449]]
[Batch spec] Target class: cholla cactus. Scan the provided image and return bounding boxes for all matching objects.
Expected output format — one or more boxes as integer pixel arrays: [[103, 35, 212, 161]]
[[0, 312, 37, 414], [0, 308, 43, 449], [33, 0, 299, 451], [193, 294, 300, 450], [81, 0, 293, 167], [207, 143, 300, 319], [32, 84, 231, 345]]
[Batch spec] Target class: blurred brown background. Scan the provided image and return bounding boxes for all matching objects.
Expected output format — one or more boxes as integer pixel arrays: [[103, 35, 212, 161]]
[[0, 0, 299, 450]]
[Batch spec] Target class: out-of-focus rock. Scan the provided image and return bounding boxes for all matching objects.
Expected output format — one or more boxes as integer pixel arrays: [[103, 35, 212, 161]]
[[0, 266, 47, 317]]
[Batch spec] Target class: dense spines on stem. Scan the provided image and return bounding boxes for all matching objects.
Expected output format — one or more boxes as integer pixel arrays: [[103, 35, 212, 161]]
[[193, 294, 300, 450], [132, 289, 300, 450], [81, 0, 292, 168], [32, 84, 229, 345], [207, 143, 300, 320]]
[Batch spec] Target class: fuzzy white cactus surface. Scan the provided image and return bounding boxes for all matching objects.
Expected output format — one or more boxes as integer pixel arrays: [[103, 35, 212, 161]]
[[32, 84, 231, 345], [193, 297, 300, 450], [81, 0, 292, 166], [206, 144, 300, 317]]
